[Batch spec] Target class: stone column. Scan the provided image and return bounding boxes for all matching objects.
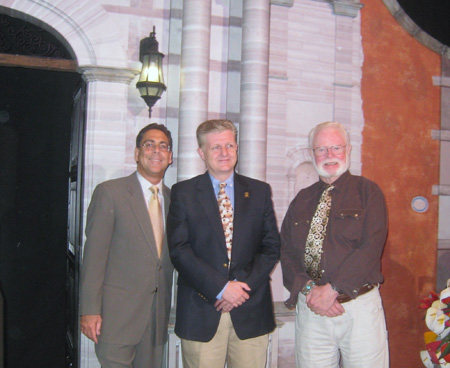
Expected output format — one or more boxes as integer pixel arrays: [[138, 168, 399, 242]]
[[238, 0, 271, 181], [78, 65, 140, 191], [177, 0, 212, 181], [432, 56, 450, 289]]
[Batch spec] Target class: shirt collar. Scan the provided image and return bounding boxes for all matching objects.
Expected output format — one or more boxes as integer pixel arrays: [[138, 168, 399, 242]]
[[319, 170, 351, 192], [136, 171, 162, 193], [209, 172, 235, 188]]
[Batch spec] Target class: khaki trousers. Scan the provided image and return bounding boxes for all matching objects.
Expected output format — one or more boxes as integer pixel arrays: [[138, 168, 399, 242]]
[[181, 312, 269, 368]]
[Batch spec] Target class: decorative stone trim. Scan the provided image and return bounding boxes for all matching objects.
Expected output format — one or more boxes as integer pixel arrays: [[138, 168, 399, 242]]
[[311, 0, 363, 18], [271, 0, 294, 7], [432, 185, 450, 196], [438, 240, 450, 250], [332, 0, 364, 18], [432, 76, 450, 87], [334, 82, 354, 88], [77, 65, 140, 84], [431, 130, 450, 141]]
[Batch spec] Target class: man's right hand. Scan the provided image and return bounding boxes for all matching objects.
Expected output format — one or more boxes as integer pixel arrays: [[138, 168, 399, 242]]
[[222, 281, 251, 308], [80, 314, 102, 344]]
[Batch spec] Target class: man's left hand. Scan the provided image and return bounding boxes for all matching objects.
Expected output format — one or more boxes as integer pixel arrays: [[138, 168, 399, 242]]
[[214, 299, 235, 312], [306, 283, 345, 316], [324, 300, 345, 317]]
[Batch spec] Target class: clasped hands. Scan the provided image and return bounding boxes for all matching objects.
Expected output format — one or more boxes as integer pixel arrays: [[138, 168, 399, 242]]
[[214, 281, 251, 313], [306, 283, 345, 317]]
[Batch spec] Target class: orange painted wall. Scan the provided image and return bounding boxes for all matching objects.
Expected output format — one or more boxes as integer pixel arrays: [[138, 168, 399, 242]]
[[361, 1, 441, 367]]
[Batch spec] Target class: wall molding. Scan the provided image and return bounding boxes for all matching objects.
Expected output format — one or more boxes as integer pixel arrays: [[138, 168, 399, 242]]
[[431, 129, 450, 141], [432, 185, 450, 196], [438, 240, 450, 250], [78, 65, 140, 84]]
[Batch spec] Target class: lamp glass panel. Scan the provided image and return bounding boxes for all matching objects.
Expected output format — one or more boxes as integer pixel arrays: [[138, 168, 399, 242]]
[[138, 55, 149, 83], [147, 86, 159, 96], [139, 54, 163, 83], [148, 58, 160, 83], [138, 86, 147, 96], [157, 59, 165, 85], [155, 88, 164, 97]]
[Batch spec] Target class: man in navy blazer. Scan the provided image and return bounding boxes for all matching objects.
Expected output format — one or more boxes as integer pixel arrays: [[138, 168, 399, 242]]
[[167, 119, 280, 368]]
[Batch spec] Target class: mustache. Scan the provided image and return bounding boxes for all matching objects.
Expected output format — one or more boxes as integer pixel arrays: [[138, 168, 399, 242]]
[[321, 158, 343, 165]]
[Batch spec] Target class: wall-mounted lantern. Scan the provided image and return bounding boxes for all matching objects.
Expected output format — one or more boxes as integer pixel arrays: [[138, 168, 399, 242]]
[[136, 26, 166, 117]]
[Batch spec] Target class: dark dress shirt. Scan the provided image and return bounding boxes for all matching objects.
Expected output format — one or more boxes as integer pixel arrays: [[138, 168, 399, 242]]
[[280, 171, 388, 309]]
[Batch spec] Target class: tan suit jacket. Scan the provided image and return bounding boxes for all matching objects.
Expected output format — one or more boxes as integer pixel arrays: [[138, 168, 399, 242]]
[[79, 172, 173, 346]]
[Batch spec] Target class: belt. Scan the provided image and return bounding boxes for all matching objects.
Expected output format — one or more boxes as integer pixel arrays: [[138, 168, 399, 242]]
[[336, 283, 377, 304]]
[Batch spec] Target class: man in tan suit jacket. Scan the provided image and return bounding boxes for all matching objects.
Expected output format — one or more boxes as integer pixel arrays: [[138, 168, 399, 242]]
[[79, 123, 174, 368]]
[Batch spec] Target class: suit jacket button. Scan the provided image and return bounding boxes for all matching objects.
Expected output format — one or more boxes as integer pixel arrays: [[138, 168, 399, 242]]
[[223, 263, 228, 268]]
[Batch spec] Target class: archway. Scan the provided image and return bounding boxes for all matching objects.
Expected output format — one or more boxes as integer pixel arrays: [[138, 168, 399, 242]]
[[0, 2, 131, 367]]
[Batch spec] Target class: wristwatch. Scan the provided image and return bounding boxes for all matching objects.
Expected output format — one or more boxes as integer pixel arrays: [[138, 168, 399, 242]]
[[301, 280, 316, 296]]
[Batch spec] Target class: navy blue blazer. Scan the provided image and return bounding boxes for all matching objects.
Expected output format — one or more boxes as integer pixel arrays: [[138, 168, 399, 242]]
[[167, 172, 280, 342]]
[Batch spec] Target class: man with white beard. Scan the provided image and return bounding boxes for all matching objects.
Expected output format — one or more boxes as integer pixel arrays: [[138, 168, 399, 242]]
[[280, 122, 389, 368]]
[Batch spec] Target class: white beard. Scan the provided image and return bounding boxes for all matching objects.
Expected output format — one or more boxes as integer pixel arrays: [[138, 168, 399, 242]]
[[313, 154, 350, 179]]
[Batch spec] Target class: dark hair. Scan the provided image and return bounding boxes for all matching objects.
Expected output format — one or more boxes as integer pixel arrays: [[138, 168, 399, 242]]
[[196, 119, 238, 148], [136, 123, 173, 150]]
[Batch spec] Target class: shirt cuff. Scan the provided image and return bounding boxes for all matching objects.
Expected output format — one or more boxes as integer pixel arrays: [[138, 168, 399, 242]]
[[216, 281, 230, 299]]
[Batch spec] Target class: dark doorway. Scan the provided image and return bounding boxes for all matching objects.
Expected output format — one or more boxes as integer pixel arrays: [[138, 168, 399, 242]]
[[0, 66, 82, 367]]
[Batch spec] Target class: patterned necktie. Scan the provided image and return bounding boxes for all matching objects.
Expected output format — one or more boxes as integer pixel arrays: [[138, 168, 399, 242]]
[[149, 186, 163, 258], [218, 182, 234, 261], [304, 185, 334, 281]]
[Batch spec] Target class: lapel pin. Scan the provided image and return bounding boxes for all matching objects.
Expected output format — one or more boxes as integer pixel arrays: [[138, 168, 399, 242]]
[[244, 192, 249, 198]]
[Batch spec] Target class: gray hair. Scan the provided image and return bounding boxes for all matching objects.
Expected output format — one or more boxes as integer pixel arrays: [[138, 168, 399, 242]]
[[308, 121, 350, 149]]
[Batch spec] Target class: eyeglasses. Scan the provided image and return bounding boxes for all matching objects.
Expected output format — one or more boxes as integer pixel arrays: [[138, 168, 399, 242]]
[[141, 141, 171, 152], [312, 145, 346, 157]]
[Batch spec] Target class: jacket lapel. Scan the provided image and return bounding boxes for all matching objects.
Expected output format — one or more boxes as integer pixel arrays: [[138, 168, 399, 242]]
[[197, 172, 228, 252], [232, 174, 250, 252], [160, 184, 171, 260]]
